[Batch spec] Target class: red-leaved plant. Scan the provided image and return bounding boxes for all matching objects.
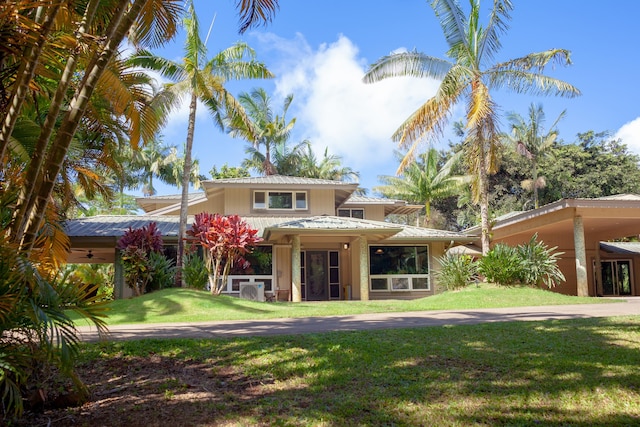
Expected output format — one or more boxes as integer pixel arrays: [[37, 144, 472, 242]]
[[117, 222, 164, 296], [186, 213, 262, 295]]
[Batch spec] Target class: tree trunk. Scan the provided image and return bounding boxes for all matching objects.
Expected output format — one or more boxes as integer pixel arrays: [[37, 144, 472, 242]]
[[19, 0, 148, 252], [176, 91, 198, 287], [478, 141, 491, 255]]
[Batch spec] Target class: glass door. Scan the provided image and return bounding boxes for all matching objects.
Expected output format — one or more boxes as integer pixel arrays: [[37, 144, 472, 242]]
[[600, 260, 632, 296]]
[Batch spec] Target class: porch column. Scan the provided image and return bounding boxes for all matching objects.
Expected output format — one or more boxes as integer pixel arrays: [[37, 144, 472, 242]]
[[291, 235, 302, 302], [358, 235, 369, 301], [573, 215, 589, 296]]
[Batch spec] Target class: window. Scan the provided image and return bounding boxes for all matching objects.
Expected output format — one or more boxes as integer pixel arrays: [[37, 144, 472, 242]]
[[337, 208, 364, 219], [369, 245, 430, 291], [224, 246, 274, 293], [254, 191, 307, 210]]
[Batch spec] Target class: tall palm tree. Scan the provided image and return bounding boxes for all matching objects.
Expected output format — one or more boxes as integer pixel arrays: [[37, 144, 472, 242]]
[[131, 1, 273, 286], [375, 148, 466, 227], [504, 103, 565, 209], [363, 0, 580, 253], [228, 88, 295, 175]]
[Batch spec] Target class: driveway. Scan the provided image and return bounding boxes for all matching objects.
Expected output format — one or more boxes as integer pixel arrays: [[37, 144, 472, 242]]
[[77, 298, 640, 342]]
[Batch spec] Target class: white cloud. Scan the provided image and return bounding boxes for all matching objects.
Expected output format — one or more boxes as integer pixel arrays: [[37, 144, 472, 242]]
[[261, 34, 441, 183], [615, 117, 640, 154]]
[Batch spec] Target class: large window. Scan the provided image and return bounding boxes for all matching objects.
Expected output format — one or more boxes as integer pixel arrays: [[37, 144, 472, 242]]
[[369, 245, 429, 291], [253, 191, 307, 210], [226, 246, 274, 292]]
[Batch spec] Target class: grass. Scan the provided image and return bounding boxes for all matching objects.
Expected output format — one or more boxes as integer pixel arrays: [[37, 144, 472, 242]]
[[74, 284, 616, 326], [78, 316, 640, 426]]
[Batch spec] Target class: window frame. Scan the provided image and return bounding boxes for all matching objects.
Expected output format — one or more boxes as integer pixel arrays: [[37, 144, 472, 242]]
[[253, 190, 308, 211], [337, 208, 365, 219], [368, 245, 430, 292]]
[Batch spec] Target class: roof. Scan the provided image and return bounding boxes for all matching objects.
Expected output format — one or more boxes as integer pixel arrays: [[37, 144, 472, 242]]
[[65, 214, 475, 244], [64, 215, 189, 238], [202, 175, 358, 187], [342, 195, 423, 216], [600, 242, 640, 255]]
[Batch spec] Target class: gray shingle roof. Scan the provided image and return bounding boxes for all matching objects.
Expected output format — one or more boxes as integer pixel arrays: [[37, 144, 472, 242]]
[[600, 242, 640, 255], [65, 215, 475, 243], [64, 215, 188, 238], [203, 175, 358, 187]]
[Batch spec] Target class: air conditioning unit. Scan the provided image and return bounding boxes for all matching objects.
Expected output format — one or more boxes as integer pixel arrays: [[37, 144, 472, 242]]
[[239, 282, 265, 302]]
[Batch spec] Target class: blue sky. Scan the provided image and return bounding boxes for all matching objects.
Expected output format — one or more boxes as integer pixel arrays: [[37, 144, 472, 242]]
[[144, 0, 640, 196]]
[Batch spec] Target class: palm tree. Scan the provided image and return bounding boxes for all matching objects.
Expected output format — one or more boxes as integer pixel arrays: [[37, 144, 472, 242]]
[[375, 148, 466, 227], [363, 0, 580, 253], [298, 145, 360, 182], [228, 88, 296, 175], [8, 0, 183, 252], [504, 103, 565, 209], [130, 1, 273, 286]]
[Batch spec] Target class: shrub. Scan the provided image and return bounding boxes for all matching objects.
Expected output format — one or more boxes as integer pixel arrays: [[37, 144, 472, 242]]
[[435, 253, 478, 290], [478, 243, 523, 286], [147, 251, 176, 293], [117, 222, 164, 296], [183, 252, 208, 290], [517, 234, 565, 288], [478, 235, 565, 288]]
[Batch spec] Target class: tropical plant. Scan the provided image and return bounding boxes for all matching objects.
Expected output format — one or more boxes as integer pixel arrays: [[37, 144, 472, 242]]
[[228, 88, 296, 175], [0, 190, 108, 419], [186, 212, 263, 295], [297, 145, 360, 182], [183, 251, 208, 290], [117, 222, 164, 296], [363, 0, 580, 253], [517, 234, 565, 288], [146, 251, 176, 292], [376, 148, 466, 226], [130, 1, 273, 287], [435, 253, 478, 290], [478, 243, 523, 286], [210, 163, 251, 179], [504, 103, 565, 209]]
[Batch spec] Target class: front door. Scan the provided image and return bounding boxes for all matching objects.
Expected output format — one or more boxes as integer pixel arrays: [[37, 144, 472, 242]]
[[306, 251, 328, 301], [601, 260, 632, 296]]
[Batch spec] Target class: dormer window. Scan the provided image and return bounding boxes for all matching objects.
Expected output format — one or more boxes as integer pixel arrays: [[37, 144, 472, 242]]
[[337, 208, 364, 219], [253, 190, 308, 210]]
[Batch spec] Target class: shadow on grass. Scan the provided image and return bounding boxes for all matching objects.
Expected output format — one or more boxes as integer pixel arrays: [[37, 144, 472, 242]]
[[58, 317, 640, 426]]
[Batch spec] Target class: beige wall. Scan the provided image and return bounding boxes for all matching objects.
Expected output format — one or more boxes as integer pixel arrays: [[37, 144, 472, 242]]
[[309, 189, 335, 215], [225, 188, 251, 215], [364, 205, 385, 221]]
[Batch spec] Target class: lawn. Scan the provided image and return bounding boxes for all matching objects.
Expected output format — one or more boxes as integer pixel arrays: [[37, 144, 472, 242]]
[[74, 284, 616, 325], [27, 316, 640, 426]]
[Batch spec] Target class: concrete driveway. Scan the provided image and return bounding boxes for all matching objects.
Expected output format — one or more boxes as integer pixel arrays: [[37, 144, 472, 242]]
[[77, 298, 640, 342]]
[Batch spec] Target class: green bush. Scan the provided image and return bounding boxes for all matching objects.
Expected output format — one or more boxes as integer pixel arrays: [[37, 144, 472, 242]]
[[478, 243, 523, 286], [147, 251, 176, 293], [478, 235, 565, 288], [517, 234, 565, 288], [435, 253, 478, 290], [183, 252, 208, 290]]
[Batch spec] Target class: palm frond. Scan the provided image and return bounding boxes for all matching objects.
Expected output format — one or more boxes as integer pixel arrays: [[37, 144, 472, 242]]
[[129, 0, 183, 49], [235, 0, 279, 34], [478, 0, 513, 62], [430, 0, 467, 50], [363, 51, 452, 83]]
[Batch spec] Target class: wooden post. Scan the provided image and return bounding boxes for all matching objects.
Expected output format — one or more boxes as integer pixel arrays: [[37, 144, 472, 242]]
[[291, 235, 302, 302], [358, 235, 369, 301]]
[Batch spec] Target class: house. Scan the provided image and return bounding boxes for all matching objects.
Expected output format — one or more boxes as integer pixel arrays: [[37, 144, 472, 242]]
[[466, 194, 640, 297], [65, 175, 477, 301]]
